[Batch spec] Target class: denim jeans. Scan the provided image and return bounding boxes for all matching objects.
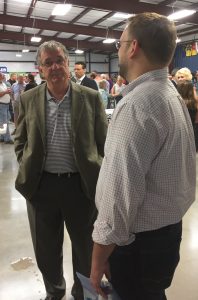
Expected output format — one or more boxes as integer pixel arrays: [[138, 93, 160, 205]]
[[0, 103, 11, 142], [109, 221, 182, 300]]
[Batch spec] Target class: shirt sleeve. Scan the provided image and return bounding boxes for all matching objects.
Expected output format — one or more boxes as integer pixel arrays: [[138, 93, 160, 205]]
[[92, 97, 168, 246]]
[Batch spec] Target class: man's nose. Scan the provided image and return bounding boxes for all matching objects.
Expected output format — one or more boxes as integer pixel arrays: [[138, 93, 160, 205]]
[[51, 62, 60, 69]]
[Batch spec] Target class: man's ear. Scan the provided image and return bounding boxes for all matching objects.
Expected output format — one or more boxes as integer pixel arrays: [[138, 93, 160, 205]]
[[38, 66, 43, 73], [129, 39, 140, 59]]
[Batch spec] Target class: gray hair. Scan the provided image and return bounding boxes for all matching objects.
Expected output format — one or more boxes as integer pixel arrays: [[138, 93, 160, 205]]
[[36, 40, 69, 66]]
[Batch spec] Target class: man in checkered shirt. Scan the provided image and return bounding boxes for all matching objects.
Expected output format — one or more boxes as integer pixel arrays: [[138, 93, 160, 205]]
[[91, 13, 196, 300]]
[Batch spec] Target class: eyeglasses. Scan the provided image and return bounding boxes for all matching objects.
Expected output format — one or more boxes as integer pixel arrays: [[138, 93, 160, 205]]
[[115, 40, 133, 50], [41, 57, 66, 68]]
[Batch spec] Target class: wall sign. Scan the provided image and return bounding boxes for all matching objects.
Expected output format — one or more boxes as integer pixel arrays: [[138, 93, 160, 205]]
[[0, 66, 7, 72]]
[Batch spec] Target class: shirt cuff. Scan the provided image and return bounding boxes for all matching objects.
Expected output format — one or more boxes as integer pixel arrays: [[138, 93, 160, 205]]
[[92, 220, 135, 246]]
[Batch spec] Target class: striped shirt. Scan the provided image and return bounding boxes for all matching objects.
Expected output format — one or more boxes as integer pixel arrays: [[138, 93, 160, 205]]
[[44, 86, 78, 173], [92, 68, 196, 246]]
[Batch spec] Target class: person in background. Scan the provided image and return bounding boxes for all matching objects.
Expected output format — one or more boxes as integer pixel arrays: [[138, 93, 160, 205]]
[[98, 80, 109, 108], [91, 12, 196, 300], [14, 40, 107, 300], [2, 74, 11, 88], [73, 62, 98, 90], [176, 67, 198, 100], [11, 74, 26, 134], [7, 73, 17, 122], [24, 73, 37, 92], [111, 75, 126, 104], [90, 72, 96, 80], [100, 74, 110, 93], [177, 81, 198, 151], [106, 74, 113, 93], [111, 75, 126, 97], [0, 72, 13, 144], [170, 68, 179, 88], [175, 67, 192, 83], [24, 74, 29, 84], [91, 70, 101, 83], [7, 73, 17, 86]]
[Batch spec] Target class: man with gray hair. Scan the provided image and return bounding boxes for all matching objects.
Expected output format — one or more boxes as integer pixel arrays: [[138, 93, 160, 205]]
[[14, 40, 107, 300], [91, 13, 196, 300]]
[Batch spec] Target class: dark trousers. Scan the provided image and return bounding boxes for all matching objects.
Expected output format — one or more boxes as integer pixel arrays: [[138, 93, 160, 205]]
[[26, 172, 97, 299], [109, 221, 182, 300]]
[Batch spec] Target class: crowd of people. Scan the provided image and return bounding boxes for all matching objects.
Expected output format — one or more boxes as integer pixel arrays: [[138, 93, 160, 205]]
[[0, 72, 38, 143], [169, 67, 198, 151], [0, 12, 197, 300]]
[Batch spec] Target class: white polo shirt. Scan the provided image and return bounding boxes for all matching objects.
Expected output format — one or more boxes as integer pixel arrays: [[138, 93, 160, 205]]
[[0, 82, 10, 104]]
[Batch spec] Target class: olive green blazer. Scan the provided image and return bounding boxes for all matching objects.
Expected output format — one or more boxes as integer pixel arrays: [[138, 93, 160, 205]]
[[14, 81, 107, 201]]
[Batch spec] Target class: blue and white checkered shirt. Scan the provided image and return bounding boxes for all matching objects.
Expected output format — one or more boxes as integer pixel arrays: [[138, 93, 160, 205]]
[[93, 68, 196, 246]]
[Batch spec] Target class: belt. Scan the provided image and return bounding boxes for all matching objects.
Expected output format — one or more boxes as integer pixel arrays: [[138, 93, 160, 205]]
[[43, 171, 79, 178], [0, 102, 9, 105]]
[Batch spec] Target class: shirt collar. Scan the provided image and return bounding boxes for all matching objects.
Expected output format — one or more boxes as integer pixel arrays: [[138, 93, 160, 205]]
[[75, 74, 85, 83], [46, 83, 71, 102], [122, 67, 169, 97]]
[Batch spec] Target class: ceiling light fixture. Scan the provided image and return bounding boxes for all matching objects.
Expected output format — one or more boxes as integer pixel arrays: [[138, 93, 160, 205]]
[[31, 12, 41, 43], [16, 53, 22, 57], [75, 49, 84, 54], [176, 37, 181, 43], [168, 9, 196, 21], [113, 13, 133, 19], [22, 34, 30, 53], [103, 38, 116, 44], [31, 36, 41, 42], [103, 28, 115, 44], [75, 39, 84, 54], [22, 49, 30, 53], [52, 4, 72, 16]]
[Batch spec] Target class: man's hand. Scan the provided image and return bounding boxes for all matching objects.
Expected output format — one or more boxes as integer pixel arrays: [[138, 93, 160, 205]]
[[90, 259, 110, 299], [90, 242, 115, 299]]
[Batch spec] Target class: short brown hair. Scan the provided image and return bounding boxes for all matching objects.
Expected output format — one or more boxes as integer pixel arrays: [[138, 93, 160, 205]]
[[127, 13, 176, 65]]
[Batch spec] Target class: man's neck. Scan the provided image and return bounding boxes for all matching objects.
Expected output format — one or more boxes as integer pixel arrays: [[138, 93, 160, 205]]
[[47, 82, 69, 101]]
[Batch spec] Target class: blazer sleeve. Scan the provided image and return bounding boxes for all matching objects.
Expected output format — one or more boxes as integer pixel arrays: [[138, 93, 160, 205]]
[[14, 97, 27, 163], [95, 93, 108, 157]]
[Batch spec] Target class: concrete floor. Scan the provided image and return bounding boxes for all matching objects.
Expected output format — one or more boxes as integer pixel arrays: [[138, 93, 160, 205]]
[[0, 133, 198, 300]]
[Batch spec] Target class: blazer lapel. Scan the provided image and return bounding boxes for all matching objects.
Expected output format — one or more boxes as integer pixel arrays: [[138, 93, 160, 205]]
[[34, 83, 46, 147], [71, 82, 85, 137]]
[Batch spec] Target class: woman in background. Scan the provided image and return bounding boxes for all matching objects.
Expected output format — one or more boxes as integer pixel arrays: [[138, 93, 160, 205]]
[[24, 74, 37, 92], [98, 80, 109, 109], [177, 81, 198, 151]]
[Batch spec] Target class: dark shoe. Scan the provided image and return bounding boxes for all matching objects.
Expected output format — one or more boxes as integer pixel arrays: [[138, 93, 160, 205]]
[[71, 284, 84, 300], [0, 140, 4, 143], [4, 140, 14, 144]]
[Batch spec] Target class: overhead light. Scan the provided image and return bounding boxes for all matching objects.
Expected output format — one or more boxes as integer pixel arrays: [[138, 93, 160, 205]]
[[51, 4, 72, 16], [16, 53, 22, 57], [31, 36, 41, 42], [176, 37, 181, 43], [22, 49, 30, 53], [113, 13, 133, 19], [103, 38, 116, 44], [75, 49, 84, 54], [168, 9, 196, 21], [103, 27, 115, 44], [75, 39, 84, 54]]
